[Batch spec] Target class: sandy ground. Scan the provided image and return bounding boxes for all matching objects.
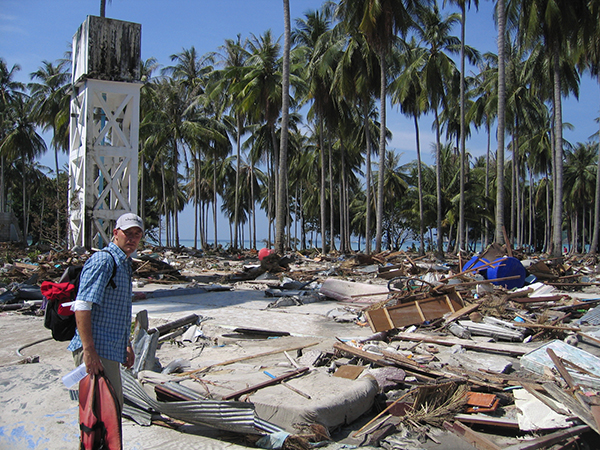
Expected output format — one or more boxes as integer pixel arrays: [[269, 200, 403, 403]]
[[0, 285, 386, 450], [2, 282, 575, 450]]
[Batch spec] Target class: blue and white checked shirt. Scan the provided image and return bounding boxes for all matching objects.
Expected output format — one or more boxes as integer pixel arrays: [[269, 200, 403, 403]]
[[68, 242, 133, 364]]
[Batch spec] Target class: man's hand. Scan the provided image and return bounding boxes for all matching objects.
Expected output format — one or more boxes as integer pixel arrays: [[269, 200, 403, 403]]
[[125, 345, 135, 369], [83, 346, 104, 375]]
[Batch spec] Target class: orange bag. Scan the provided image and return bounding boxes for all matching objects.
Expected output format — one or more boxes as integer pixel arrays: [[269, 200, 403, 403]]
[[79, 372, 122, 450]]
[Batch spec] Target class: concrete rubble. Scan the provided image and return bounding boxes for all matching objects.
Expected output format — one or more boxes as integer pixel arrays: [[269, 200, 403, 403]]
[[2, 241, 600, 449]]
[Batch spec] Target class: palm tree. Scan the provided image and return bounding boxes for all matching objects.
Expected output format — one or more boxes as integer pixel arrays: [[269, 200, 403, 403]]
[[0, 93, 47, 245], [336, 0, 425, 253], [159, 47, 215, 247], [444, 0, 479, 252], [390, 37, 428, 254], [100, 0, 112, 17], [581, 1, 600, 254], [28, 59, 70, 244], [238, 31, 283, 246], [294, 6, 336, 254], [211, 35, 250, 249], [413, 2, 465, 254], [0, 59, 24, 214], [333, 32, 381, 253], [276, 0, 292, 253], [495, 0, 507, 245], [515, 0, 590, 255], [563, 143, 597, 253]]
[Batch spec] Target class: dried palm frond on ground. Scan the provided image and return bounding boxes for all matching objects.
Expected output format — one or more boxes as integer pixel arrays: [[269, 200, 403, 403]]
[[403, 382, 468, 427]]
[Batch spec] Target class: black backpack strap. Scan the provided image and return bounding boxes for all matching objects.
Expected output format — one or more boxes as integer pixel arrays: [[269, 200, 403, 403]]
[[101, 250, 118, 290]]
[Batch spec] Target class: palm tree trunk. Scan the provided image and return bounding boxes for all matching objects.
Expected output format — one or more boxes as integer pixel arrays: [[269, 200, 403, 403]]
[[328, 133, 335, 251], [458, 2, 466, 253], [234, 115, 242, 249], [0, 155, 4, 213], [276, 0, 290, 254], [434, 107, 443, 255], [375, 54, 387, 253], [589, 86, 600, 254], [485, 123, 491, 247], [55, 148, 60, 244], [319, 120, 326, 255], [495, 0, 506, 245], [213, 163, 218, 247], [414, 115, 425, 256], [363, 101, 372, 254], [551, 42, 564, 257]]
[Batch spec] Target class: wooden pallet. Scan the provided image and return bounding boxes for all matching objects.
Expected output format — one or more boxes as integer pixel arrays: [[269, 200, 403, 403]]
[[365, 291, 464, 332]]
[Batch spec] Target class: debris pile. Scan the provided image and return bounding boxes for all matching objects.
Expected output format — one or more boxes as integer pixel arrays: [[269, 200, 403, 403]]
[[4, 241, 600, 449]]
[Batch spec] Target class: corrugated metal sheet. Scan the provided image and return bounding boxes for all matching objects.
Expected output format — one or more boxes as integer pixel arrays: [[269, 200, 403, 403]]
[[121, 368, 282, 435], [578, 306, 600, 326]]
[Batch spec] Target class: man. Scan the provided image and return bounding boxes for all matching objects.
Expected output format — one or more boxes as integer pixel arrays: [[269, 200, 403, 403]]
[[68, 213, 143, 414]]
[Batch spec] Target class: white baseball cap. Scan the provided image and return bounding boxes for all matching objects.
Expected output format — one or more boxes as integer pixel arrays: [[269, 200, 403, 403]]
[[115, 213, 144, 231]]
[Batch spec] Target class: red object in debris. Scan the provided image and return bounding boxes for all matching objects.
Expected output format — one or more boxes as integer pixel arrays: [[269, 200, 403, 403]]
[[258, 248, 275, 261]]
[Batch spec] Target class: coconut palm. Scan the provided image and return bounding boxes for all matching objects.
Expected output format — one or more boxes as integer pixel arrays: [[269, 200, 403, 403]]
[[390, 37, 428, 254], [0, 59, 24, 214], [294, 6, 336, 254], [580, 1, 600, 253], [514, 0, 590, 255], [211, 35, 250, 249], [333, 31, 381, 253], [443, 0, 479, 252], [412, 2, 467, 254], [28, 59, 70, 244], [0, 93, 47, 245], [238, 30, 283, 246], [336, 0, 426, 253], [563, 143, 597, 253], [276, 0, 292, 253]]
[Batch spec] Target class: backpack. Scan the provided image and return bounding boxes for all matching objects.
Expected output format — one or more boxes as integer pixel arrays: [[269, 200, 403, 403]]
[[43, 251, 117, 342]]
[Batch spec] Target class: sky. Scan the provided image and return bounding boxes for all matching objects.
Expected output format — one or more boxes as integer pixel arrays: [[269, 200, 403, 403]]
[[2, 0, 599, 242]]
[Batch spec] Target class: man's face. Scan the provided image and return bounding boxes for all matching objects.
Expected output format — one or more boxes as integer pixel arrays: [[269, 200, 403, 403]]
[[113, 227, 143, 256]]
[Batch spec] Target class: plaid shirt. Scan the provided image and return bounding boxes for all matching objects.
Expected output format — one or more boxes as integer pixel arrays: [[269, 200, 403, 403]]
[[68, 242, 133, 363]]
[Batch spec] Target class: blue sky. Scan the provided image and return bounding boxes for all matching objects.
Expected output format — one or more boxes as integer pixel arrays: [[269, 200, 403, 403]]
[[2, 0, 599, 242]]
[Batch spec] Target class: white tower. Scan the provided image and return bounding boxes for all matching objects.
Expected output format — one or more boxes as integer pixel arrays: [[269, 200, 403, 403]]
[[68, 16, 141, 248]]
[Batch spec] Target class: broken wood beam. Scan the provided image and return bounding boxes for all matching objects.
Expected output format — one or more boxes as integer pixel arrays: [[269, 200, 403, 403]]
[[513, 323, 580, 332], [392, 332, 529, 356], [543, 382, 599, 434], [453, 414, 519, 429], [222, 367, 310, 400], [503, 424, 589, 450], [353, 388, 416, 437], [179, 341, 320, 376], [333, 341, 394, 367], [443, 420, 502, 450], [149, 314, 199, 336]]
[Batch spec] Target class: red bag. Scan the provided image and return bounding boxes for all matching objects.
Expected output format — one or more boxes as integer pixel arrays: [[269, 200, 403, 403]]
[[79, 372, 122, 450]]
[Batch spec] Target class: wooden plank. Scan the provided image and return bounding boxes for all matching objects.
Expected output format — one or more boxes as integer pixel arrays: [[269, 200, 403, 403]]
[[222, 367, 309, 400], [393, 332, 528, 356], [367, 294, 465, 332], [453, 414, 519, 429], [444, 302, 481, 325], [365, 307, 394, 332], [333, 341, 394, 367], [520, 382, 571, 416], [443, 420, 502, 450], [513, 323, 580, 332], [414, 299, 426, 322], [547, 348, 578, 391], [543, 382, 599, 434], [179, 341, 319, 376], [333, 365, 365, 380], [503, 424, 590, 450]]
